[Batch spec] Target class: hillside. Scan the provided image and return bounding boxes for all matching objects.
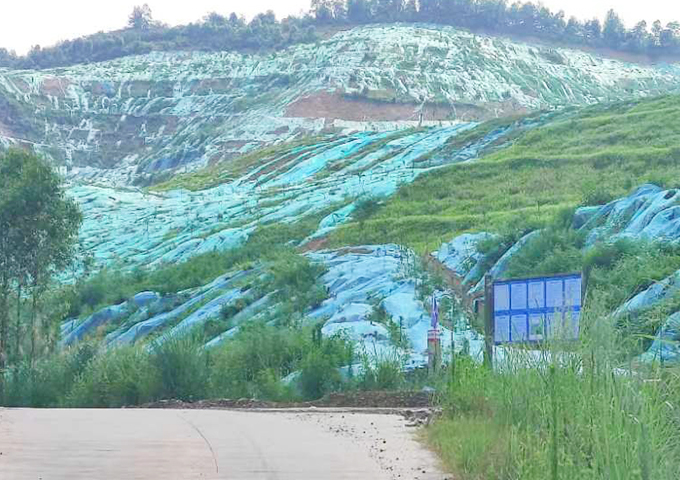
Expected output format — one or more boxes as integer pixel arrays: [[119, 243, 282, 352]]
[[3, 21, 680, 480], [331, 94, 680, 250], [1, 24, 680, 186]]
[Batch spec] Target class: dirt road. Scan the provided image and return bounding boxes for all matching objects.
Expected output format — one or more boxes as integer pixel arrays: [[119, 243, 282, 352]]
[[0, 408, 446, 480]]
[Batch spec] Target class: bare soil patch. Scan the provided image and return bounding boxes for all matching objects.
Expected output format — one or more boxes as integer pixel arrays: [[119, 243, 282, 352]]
[[140, 390, 434, 410], [285, 91, 456, 122]]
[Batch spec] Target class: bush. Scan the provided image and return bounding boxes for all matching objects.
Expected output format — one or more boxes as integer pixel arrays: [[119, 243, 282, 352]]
[[209, 322, 352, 401], [358, 354, 405, 391], [2, 343, 96, 407], [353, 197, 382, 223], [209, 322, 310, 399], [504, 228, 585, 279], [268, 251, 328, 313], [67, 346, 159, 408], [151, 333, 209, 401], [298, 349, 343, 400]]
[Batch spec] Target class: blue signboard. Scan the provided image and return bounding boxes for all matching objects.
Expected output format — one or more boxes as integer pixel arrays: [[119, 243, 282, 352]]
[[493, 273, 582, 344]]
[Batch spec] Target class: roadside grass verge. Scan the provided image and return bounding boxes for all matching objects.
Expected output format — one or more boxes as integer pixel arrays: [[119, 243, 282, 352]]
[[2, 322, 364, 408], [428, 301, 680, 480]]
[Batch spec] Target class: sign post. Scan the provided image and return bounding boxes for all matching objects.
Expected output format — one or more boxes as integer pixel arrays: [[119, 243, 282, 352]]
[[428, 295, 442, 372], [488, 272, 583, 353], [484, 275, 495, 369], [428, 328, 442, 372]]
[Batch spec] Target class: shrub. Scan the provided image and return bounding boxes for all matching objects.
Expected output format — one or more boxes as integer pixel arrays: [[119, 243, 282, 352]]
[[503, 228, 585, 279], [298, 349, 344, 400], [209, 322, 310, 399], [358, 354, 405, 391], [151, 333, 209, 401], [66, 346, 159, 408], [2, 343, 96, 407]]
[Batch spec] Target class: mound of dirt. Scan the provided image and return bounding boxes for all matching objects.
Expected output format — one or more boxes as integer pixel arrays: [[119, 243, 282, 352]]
[[139, 390, 434, 410]]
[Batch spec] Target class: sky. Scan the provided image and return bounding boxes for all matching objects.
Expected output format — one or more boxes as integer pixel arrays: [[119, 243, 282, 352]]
[[0, 1, 678, 55]]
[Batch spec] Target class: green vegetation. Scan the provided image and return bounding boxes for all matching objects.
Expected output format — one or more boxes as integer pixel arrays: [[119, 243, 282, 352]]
[[0, 150, 82, 397], [428, 304, 680, 480], [331, 95, 680, 252], [2, 321, 382, 407], [152, 137, 327, 192], [491, 216, 680, 352], [3, 306, 455, 409], [4, 1, 679, 70], [62, 210, 335, 320], [0, 205, 342, 408]]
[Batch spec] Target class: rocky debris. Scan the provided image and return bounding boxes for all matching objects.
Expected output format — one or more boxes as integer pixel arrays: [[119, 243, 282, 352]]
[[294, 407, 446, 480], [403, 408, 442, 427]]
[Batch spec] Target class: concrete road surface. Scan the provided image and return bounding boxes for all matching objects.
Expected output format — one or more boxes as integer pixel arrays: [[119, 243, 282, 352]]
[[0, 408, 446, 480]]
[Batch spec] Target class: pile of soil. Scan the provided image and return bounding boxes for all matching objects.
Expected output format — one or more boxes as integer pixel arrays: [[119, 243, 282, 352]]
[[139, 390, 434, 410]]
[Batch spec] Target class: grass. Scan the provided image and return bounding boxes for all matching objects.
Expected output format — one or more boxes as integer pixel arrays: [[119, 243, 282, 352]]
[[329, 95, 680, 253], [2, 322, 356, 407], [151, 135, 328, 192], [428, 301, 680, 480], [59, 205, 341, 320]]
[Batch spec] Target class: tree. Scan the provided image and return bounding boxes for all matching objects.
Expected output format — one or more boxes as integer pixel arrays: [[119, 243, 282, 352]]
[[312, 0, 334, 22], [128, 4, 154, 30], [584, 18, 602, 45], [662, 21, 680, 51], [628, 21, 650, 53], [347, 0, 371, 23], [204, 12, 227, 28], [651, 20, 663, 45], [0, 48, 17, 68], [564, 16, 585, 44], [0, 151, 82, 397], [473, 0, 508, 30], [603, 9, 625, 48], [374, 0, 404, 22], [419, 0, 444, 21], [402, 0, 418, 21]]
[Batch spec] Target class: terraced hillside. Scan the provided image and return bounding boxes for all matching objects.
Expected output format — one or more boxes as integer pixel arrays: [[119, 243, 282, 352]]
[[4, 22, 680, 480], [47, 93, 680, 370], [332, 95, 680, 251], [1, 24, 679, 186]]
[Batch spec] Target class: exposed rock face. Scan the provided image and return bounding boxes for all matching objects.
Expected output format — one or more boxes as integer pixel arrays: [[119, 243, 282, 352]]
[[2, 24, 679, 185]]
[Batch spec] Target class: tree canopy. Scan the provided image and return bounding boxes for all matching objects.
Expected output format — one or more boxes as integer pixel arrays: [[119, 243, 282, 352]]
[[0, 1, 679, 70], [128, 4, 154, 30], [0, 150, 82, 393]]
